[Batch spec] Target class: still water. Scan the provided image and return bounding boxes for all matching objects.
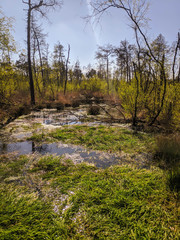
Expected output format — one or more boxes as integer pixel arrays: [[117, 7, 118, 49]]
[[0, 141, 121, 168]]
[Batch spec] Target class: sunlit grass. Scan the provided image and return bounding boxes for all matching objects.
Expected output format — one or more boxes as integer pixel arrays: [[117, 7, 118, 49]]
[[0, 155, 179, 239], [29, 125, 155, 154]]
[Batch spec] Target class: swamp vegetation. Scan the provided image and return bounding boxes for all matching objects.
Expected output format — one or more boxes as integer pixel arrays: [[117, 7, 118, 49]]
[[0, 104, 180, 239], [0, 0, 180, 239]]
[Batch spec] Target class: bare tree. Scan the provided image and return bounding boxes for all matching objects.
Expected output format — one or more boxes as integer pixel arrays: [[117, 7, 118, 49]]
[[73, 60, 82, 86], [89, 0, 168, 125], [95, 44, 113, 93], [114, 40, 134, 82], [172, 32, 180, 83], [64, 44, 70, 95], [31, 17, 47, 92], [22, 0, 62, 105], [53, 42, 65, 88]]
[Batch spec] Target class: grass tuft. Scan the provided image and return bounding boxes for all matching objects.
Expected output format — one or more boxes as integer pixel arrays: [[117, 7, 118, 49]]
[[155, 134, 180, 192]]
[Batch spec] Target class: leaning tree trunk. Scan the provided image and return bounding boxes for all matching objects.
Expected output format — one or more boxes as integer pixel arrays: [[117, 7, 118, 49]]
[[34, 30, 45, 89], [149, 56, 167, 126]]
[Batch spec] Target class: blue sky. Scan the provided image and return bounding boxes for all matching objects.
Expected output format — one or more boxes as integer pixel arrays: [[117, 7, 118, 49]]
[[1, 0, 180, 68]]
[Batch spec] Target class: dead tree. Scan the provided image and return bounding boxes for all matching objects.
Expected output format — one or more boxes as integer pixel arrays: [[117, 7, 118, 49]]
[[172, 32, 180, 83]]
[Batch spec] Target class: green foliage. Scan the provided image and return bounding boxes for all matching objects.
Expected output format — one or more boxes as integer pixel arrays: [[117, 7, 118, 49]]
[[81, 76, 107, 92], [116, 74, 180, 127], [161, 82, 180, 128], [0, 12, 16, 60], [0, 64, 17, 103], [118, 79, 138, 116]]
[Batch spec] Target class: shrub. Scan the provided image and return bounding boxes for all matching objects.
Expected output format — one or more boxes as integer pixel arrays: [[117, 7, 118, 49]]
[[13, 104, 31, 118], [88, 105, 100, 115], [46, 103, 52, 109], [56, 102, 64, 111], [72, 100, 80, 108]]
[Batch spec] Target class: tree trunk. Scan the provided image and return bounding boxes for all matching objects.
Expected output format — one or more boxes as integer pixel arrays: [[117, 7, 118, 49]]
[[27, 3, 35, 105], [32, 44, 42, 96], [64, 44, 70, 95], [132, 62, 139, 126], [106, 58, 109, 93], [172, 33, 179, 83], [34, 29, 45, 88], [149, 56, 167, 126]]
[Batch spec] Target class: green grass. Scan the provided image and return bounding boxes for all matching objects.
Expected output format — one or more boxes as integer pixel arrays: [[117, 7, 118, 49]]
[[29, 125, 155, 154], [22, 122, 42, 131], [0, 155, 28, 181], [0, 187, 68, 240], [0, 155, 179, 239]]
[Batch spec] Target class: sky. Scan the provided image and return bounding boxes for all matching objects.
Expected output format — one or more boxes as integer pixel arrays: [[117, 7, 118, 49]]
[[0, 0, 180, 68]]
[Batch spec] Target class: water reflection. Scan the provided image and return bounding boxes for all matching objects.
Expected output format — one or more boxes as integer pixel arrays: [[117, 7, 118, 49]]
[[32, 141, 35, 153], [0, 141, 34, 155], [0, 142, 8, 152]]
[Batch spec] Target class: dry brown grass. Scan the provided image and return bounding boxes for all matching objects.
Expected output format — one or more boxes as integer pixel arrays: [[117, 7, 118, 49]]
[[156, 134, 180, 162], [56, 91, 80, 105], [155, 134, 180, 192]]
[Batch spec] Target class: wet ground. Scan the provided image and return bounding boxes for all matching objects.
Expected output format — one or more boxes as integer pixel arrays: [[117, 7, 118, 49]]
[[0, 141, 125, 168], [0, 105, 150, 169], [0, 105, 131, 140]]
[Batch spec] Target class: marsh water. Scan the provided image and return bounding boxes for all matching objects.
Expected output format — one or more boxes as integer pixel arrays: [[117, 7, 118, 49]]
[[0, 140, 123, 168], [0, 105, 133, 168], [0, 105, 150, 169]]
